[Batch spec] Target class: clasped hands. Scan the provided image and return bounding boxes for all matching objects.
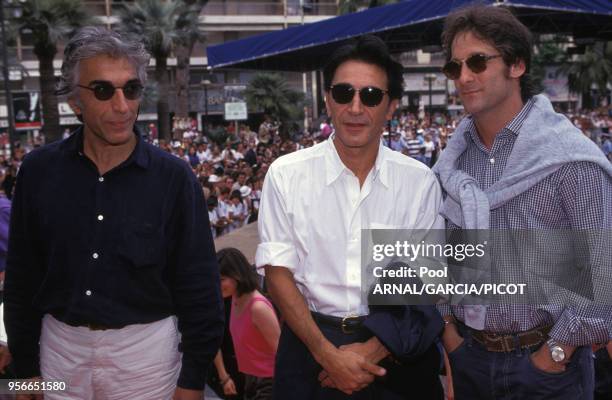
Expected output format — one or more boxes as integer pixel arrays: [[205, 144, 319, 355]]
[[317, 337, 389, 395]]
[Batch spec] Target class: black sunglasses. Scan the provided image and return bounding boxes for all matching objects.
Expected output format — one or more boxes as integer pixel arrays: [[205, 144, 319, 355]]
[[329, 83, 388, 107], [442, 54, 502, 80], [77, 80, 144, 101]]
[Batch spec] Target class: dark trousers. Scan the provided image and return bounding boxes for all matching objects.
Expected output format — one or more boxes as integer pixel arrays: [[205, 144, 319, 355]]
[[244, 374, 273, 400], [595, 349, 612, 400], [273, 322, 443, 400], [449, 326, 595, 400]]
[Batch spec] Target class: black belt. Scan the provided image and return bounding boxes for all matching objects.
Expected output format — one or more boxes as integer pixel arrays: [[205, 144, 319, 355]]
[[54, 316, 128, 331], [73, 323, 128, 331], [311, 311, 367, 334]]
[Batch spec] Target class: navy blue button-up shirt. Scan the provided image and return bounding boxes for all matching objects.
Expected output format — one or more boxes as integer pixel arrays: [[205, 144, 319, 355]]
[[4, 127, 224, 390]]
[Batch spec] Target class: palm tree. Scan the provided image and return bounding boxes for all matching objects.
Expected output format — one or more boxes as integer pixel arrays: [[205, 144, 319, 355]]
[[174, 0, 207, 120], [16, 0, 91, 143], [531, 40, 567, 94], [245, 73, 304, 138], [119, 0, 180, 141], [559, 42, 612, 109], [338, 0, 399, 15]]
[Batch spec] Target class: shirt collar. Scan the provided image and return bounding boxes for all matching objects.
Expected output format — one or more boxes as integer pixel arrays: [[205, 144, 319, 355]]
[[324, 134, 389, 188], [466, 96, 536, 147], [60, 125, 150, 169], [324, 136, 344, 185]]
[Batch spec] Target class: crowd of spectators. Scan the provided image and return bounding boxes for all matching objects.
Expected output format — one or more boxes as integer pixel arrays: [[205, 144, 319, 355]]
[[0, 104, 609, 240], [156, 105, 610, 240]]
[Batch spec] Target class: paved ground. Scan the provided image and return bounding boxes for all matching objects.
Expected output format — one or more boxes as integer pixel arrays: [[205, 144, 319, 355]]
[[214, 221, 259, 263]]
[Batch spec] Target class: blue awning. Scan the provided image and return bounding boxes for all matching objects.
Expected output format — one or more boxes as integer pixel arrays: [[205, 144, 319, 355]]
[[206, 0, 612, 71]]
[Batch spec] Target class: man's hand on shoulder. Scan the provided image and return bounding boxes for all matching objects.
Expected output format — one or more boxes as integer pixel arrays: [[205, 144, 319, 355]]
[[172, 387, 203, 400]]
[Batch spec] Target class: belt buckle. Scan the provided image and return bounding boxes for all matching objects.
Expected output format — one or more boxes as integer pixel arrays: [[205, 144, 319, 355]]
[[341, 314, 360, 334], [484, 332, 506, 352]]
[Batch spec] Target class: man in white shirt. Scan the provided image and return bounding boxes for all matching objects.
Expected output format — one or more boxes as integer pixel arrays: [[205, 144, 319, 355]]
[[227, 190, 247, 232], [196, 142, 211, 164], [256, 36, 445, 399], [216, 187, 232, 236]]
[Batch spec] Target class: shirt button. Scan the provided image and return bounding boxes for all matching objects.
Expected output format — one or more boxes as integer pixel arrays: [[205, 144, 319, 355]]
[[85, 290, 92, 296], [98, 176, 104, 182], [489, 158, 495, 164], [92, 252, 99, 259], [97, 215, 104, 221]]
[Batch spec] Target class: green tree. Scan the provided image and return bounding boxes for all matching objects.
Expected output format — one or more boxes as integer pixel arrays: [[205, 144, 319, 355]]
[[119, 0, 180, 141], [120, 0, 208, 139], [16, 0, 91, 143], [531, 40, 567, 94], [245, 73, 304, 138], [338, 0, 399, 15], [559, 42, 612, 109], [174, 0, 207, 119]]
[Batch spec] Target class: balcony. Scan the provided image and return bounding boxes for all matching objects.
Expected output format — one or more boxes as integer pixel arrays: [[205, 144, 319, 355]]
[[80, 1, 337, 17], [202, 1, 337, 16]]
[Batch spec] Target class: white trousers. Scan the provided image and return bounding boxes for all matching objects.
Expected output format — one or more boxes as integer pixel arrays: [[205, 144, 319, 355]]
[[40, 314, 181, 400]]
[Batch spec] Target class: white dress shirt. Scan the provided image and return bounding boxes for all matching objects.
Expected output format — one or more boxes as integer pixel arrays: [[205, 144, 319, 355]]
[[228, 201, 247, 231], [197, 149, 212, 163], [256, 138, 444, 317], [208, 209, 219, 239]]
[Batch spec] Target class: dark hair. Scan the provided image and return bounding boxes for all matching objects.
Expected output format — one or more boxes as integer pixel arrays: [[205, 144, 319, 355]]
[[442, 5, 535, 101], [207, 195, 218, 207], [217, 248, 259, 296], [230, 189, 241, 201], [323, 35, 403, 100]]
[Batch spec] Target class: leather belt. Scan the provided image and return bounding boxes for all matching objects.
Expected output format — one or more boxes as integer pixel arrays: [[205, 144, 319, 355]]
[[311, 311, 367, 334], [63, 320, 128, 331], [78, 323, 127, 331], [464, 322, 552, 352], [51, 314, 129, 331]]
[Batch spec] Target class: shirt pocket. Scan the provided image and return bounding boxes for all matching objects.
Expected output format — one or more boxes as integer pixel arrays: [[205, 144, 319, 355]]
[[118, 223, 165, 269]]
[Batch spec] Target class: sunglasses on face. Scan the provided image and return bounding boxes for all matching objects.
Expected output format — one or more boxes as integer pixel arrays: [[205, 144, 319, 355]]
[[77, 80, 144, 101], [442, 53, 502, 80], [329, 83, 388, 107]]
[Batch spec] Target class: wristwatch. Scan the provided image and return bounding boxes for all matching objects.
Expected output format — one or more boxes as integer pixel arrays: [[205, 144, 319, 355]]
[[546, 339, 566, 363]]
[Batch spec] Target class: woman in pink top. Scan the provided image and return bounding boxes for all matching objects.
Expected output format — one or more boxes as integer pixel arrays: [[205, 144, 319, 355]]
[[216, 248, 280, 400]]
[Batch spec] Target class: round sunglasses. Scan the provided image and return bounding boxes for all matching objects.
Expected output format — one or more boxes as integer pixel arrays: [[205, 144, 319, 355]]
[[329, 83, 388, 107], [77, 81, 144, 101], [442, 53, 502, 80]]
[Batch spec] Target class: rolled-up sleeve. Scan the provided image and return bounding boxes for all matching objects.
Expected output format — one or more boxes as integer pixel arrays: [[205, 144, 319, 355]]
[[255, 165, 299, 272]]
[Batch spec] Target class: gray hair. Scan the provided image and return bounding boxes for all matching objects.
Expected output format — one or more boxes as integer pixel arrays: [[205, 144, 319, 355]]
[[56, 26, 151, 98]]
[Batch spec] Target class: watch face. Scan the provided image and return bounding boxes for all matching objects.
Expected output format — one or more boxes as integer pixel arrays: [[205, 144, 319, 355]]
[[551, 346, 566, 362]]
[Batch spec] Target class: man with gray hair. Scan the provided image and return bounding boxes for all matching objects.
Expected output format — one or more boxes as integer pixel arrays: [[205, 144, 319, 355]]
[[4, 26, 224, 400]]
